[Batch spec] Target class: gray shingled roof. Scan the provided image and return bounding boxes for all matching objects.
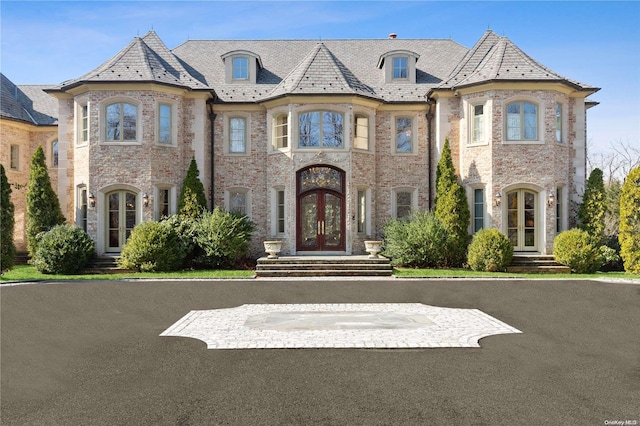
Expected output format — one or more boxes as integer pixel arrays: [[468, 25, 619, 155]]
[[172, 38, 468, 103], [50, 31, 208, 92], [434, 30, 599, 93], [1, 73, 57, 125]]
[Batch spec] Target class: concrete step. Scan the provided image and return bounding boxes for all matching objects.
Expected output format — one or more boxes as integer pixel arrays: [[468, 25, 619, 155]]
[[507, 255, 571, 273], [256, 269, 394, 278], [256, 255, 393, 278]]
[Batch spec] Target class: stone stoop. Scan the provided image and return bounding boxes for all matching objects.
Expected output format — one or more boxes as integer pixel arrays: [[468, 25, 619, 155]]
[[82, 255, 136, 274], [256, 255, 393, 278], [14, 252, 30, 265], [506, 255, 571, 274]]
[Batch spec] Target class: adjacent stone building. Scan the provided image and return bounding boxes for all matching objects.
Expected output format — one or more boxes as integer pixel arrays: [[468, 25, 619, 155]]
[[1, 30, 599, 257]]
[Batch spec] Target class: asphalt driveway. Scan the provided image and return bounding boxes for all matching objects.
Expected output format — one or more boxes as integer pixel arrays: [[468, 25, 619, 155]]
[[1, 278, 638, 425]]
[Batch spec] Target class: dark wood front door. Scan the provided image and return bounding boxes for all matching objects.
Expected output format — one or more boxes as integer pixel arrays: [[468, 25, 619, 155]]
[[297, 165, 345, 251]]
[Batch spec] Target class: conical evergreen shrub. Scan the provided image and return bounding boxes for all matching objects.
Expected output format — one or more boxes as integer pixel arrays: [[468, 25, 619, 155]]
[[178, 158, 208, 218], [1, 164, 16, 272]]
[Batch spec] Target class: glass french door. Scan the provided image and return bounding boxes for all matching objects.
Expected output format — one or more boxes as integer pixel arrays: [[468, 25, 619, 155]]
[[106, 191, 137, 252], [297, 166, 345, 251], [507, 190, 537, 251]]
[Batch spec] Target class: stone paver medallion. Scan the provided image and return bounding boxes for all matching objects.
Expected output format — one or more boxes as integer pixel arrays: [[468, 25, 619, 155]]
[[160, 303, 522, 349]]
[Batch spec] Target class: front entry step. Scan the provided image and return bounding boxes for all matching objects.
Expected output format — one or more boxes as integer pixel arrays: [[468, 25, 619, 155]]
[[256, 255, 393, 277], [506, 255, 571, 274]]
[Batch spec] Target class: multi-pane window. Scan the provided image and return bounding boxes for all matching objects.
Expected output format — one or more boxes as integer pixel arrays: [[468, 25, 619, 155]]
[[276, 190, 285, 234], [10, 145, 19, 170], [506, 101, 537, 140], [357, 190, 367, 233], [395, 191, 412, 219], [158, 103, 172, 144], [229, 117, 246, 153], [472, 104, 484, 144], [555, 103, 563, 143], [396, 117, 413, 152], [158, 188, 170, 219], [354, 115, 369, 150], [78, 186, 88, 232], [51, 140, 59, 167], [393, 57, 408, 79], [106, 102, 137, 141], [299, 111, 344, 148], [80, 104, 88, 143], [273, 114, 288, 149], [474, 189, 484, 233], [230, 190, 247, 215], [232, 57, 249, 80], [556, 187, 562, 234]]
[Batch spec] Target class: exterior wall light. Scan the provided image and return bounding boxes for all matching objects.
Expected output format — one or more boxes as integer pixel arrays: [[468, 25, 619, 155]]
[[494, 193, 502, 206], [88, 192, 96, 208], [142, 193, 149, 207]]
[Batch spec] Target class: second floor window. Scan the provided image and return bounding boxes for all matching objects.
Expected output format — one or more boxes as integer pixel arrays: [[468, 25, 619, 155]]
[[158, 104, 172, 144], [506, 101, 537, 141], [354, 115, 369, 150], [229, 117, 247, 153], [51, 140, 59, 167], [106, 102, 137, 141], [555, 103, 563, 143], [273, 114, 288, 149], [472, 104, 484, 144], [299, 111, 344, 148], [80, 104, 88, 143], [396, 117, 413, 152], [10, 145, 19, 170]]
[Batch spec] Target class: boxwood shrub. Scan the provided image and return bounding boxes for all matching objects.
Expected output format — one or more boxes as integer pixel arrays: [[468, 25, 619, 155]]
[[119, 221, 187, 272], [31, 224, 94, 274], [467, 228, 513, 272], [553, 229, 603, 274]]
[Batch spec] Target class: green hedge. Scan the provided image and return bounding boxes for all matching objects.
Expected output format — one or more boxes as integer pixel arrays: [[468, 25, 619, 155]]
[[467, 228, 513, 272], [119, 221, 187, 272], [31, 225, 94, 274], [553, 229, 603, 274]]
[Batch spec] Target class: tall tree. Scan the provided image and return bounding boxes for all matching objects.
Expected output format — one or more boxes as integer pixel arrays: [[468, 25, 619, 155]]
[[434, 138, 470, 266], [178, 158, 208, 218], [1, 164, 16, 272], [26, 146, 65, 256], [578, 168, 607, 243], [618, 166, 640, 274]]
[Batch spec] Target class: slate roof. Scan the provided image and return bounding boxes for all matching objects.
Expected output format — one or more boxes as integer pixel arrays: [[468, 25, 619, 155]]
[[172, 38, 469, 103], [434, 30, 599, 93], [0, 73, 57, 125], [49, 31, 208, 92]]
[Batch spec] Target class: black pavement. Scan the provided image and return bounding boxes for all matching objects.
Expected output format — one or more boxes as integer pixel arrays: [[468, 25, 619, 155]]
[[1, 279, 638, 425]]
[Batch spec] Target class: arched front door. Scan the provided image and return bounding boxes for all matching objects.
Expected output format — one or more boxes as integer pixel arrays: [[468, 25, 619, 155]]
[[507, 189, 537, 252], [106, 190, 137, 252], [297, 165, 345, 251]]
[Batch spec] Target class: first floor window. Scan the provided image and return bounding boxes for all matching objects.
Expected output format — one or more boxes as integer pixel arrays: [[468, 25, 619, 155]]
[[159, 103, 172, 144], [299, 111, 344, 148], [472, 104, 484, 144], [230, 190, 248, 215], [158, 188, 170, 219], [10, 145, 19, 170], [273, 114, 288, 149], [396, 117, 413, 152], [395, 190, 413, 219], [51, 140, 59, 167], [106, 102, 137, 141], [276, 190, 285, 234], [78, 186, 88, 232], [474, 189, 484, 232], [357, 190, 367, 233], [354, 115, 369, 150], [229, 117, 246, 153], [556, 187, 563, 233], [506, 101, 537, 141], [555, 103, 563, 143]]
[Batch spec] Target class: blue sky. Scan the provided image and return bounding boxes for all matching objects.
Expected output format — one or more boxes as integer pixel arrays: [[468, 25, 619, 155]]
[[1, 1, 638, 156]]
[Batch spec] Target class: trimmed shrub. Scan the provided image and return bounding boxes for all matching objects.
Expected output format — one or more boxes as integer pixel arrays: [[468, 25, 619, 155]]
[[1, 164, 16, 273], [382, 211, 449, 268], [553, 229, 603, 274], [178, 158, 208, 218], [119, 221, 187, 272], [619, 166, 640, 274], [434, 138, 470, 266], [467, 228, 513, 272], [26, 146, 65, 256], [161, 214, 200, 266], [192, 208, 255, 269], [31, 225, 94, 274]]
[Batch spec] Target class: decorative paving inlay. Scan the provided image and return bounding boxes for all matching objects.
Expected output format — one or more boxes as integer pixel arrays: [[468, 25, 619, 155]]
[[160, 304, 522, 349]]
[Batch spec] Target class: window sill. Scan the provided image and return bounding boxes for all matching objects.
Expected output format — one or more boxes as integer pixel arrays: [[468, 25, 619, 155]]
[[100, 141, 143, 146], [502, 140, 544, 145]]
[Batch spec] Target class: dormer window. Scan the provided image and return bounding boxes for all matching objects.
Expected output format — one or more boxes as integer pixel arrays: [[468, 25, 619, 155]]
[[377, 50, 420, 83], [221, 50, 263, 84]]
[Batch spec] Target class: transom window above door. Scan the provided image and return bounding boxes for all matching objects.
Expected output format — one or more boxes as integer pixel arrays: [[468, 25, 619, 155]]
[[298, 111, 344, 148]]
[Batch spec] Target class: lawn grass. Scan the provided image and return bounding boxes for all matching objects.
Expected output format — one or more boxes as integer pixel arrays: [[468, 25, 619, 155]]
[[0, 265, 254, 282], [394, 267, 640, 280]]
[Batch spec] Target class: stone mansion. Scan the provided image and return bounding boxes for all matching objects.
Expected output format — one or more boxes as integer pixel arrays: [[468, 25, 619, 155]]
[[1, 30, 599, 257]]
